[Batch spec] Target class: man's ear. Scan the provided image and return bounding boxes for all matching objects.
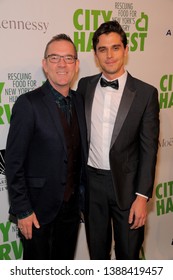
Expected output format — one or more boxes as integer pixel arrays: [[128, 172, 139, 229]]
[[42, 59, 48, 76]]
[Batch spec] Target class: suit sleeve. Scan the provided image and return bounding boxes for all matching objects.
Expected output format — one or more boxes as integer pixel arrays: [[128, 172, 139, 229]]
[[5, 95, 34, 215], [137, 87, 160, 197]]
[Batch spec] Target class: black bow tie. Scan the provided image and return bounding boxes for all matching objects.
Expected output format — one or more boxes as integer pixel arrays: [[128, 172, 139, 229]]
[[100, 77, 119, 90]]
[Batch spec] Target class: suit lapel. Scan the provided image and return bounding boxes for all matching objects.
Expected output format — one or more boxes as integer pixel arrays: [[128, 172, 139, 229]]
[[72, 92, 87, 157], [110, 73, 136, 148], [85, 74, 101, 143], [71, 90, 84, 137]]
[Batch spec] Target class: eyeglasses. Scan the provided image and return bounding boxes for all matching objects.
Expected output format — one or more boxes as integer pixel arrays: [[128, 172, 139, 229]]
[[45, 54, 77, 64]]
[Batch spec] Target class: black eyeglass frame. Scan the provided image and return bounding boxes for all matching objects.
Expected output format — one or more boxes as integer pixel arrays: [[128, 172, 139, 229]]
[[45, 54, 77, 64]]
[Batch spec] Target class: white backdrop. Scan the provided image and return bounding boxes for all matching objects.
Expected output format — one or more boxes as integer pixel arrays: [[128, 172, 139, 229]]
[[0, 0, 173, 260]]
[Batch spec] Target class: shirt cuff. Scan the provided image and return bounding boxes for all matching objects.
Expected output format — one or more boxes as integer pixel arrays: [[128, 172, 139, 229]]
[[136, 192, 148, 200]]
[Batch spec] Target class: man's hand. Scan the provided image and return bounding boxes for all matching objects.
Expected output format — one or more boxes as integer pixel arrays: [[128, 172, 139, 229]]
[[128, 196, 148, 229], [18, 212, 40, 239]]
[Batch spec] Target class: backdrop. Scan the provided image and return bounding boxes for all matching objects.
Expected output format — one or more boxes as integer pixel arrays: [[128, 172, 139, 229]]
[[0, 0, 173, 260]]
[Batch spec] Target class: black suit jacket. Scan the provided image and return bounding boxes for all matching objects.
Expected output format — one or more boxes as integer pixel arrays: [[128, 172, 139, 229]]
[[77, 72, 160, 210], [5, 81, 87, 225]]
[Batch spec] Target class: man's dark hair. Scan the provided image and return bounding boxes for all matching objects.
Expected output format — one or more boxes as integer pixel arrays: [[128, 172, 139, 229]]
[[92, 20, 127, 52], [44, 33, 78, 59]]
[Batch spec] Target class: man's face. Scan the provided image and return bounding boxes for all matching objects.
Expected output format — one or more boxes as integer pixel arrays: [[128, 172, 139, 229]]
[[95, 32, 128, 80], [42, 40, 79, 95]]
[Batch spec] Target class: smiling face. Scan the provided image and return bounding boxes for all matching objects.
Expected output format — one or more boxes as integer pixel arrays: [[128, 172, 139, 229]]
[[42, 40, 79, 96], [95, 32, 128, 80]]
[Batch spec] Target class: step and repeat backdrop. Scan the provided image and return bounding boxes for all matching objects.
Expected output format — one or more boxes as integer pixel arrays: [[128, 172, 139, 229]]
[[0, 0, 173, 260]]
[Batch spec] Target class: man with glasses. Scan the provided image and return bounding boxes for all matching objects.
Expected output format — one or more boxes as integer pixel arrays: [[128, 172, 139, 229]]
[[5, 34, 87, 260]]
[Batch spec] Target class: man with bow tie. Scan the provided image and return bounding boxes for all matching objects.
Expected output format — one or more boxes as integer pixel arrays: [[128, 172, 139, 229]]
[[77, 20, 160, 260]]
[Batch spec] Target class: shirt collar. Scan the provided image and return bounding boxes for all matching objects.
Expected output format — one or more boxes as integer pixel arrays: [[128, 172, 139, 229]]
[[47, 80, 72, 102], [101, 70, 127, 86]]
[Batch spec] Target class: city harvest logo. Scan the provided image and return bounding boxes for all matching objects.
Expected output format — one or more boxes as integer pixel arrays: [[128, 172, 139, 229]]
[[159, 74, 173, 109], [0, 19, 49, 34], [73, 2, 148, 52], [0, 73, 38, 125], [113, 2, 148, 52], [73, 9, 112, 52], [0, 221, 23, 260], [155, 180, 173, 216]]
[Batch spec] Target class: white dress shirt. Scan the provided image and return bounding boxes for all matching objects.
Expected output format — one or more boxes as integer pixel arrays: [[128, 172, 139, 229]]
[[88, 71, 127, 169]]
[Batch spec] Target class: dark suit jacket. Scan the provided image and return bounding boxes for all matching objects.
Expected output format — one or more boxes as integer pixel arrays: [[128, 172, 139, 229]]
[[77, 72, 160, 210], [5, 80, 87, 225]]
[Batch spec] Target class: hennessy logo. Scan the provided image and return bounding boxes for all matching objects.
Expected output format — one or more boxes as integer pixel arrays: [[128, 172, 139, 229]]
[[0, 19, 49, 34]]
